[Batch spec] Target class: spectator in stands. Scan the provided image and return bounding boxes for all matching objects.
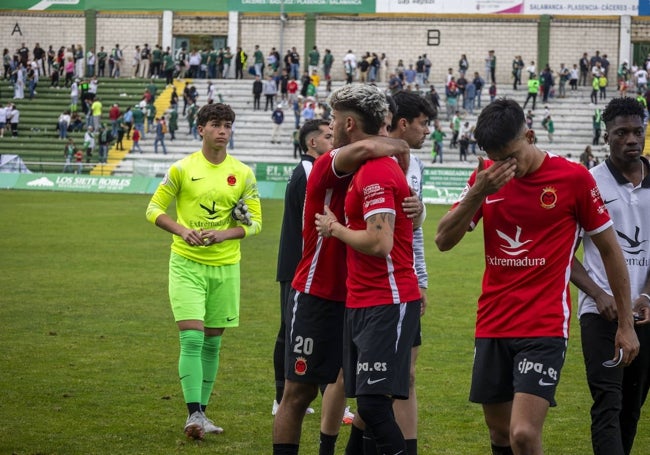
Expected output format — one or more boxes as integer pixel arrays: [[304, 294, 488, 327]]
[[63, 137, 76, 173], [97, 46, 107, 77], [163, 50, 175, 85], [69, 78, 79, 110], [132, 104, 145, 140], [123, 106, 133, 139], [74, 44, 84, 78], [89, 76, 98, 100], [151, 44, 162, 78], [83, 125, 95, 162], [169, 108, 178, 141], [70, 112, 84, 132], [64, 57, 74, 87], [271, 104, 284, 144], [132, 45, 141, 78], [12, 63, 25, 99], [27, 63, 38, 100], [131, 128, 142, 153], [154, 117, 167, 154], [187, 100, 199, 138], [115, 118, 125, 151], [91, 97, 103, 131], [111, 44, 123, 78], [252, 75, 262, 110], [263, 75, 277, 111], [74, 147, 84, 173], [50, 59, 60, 88], [58, 110, 71, 140], [97, 125, 112, 164], [140, 44, 151, 78], [8, 104, 19, 137], [0, 102, 6, 138], [86, 48, 95, 77], [109, 103, 121, 138], [146, 100, 157, 135], [3, 49, 11, 80]]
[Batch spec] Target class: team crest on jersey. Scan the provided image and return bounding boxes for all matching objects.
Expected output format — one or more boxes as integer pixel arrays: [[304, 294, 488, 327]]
[[540, 186, 557, 209], [227, 174, 236, 186], [295, 356, 307, 375]]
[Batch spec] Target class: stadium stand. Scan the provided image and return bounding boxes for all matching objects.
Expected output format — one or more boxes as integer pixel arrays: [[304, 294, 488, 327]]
[[0, 77, 621, 176]]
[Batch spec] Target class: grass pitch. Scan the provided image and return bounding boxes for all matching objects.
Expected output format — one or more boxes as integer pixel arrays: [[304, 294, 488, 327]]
[[0, 190, 646, 454]]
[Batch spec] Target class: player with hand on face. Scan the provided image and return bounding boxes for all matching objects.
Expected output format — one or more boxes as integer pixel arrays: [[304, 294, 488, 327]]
[[435, 98, 638, 455], [146, 103, 262, 440]]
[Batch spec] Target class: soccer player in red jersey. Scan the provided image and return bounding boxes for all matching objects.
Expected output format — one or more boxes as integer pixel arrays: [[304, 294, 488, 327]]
[[435, 98, 639, 455], [272, 84, 410, 455], [314, 99, 423, 454]]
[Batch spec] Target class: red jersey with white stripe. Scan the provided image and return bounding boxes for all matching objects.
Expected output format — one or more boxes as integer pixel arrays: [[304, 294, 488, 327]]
[[292, 149, 350, 302], [344, 157, 420, 308], [453, 152, 612, 338]]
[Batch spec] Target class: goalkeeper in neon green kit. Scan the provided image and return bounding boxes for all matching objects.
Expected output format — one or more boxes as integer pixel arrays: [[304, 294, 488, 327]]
[[146, 103, 262, 440]]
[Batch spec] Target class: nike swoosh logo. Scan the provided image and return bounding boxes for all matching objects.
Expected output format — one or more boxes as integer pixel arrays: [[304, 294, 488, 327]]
[[226, 316, 238, 322], [367, 377, 387, 385], [603, 199, 618, 205], [191, 177, 204, 181], [485, 197, 505, 205], [180, 374, 190, 380], [538, 378, 556, 386]]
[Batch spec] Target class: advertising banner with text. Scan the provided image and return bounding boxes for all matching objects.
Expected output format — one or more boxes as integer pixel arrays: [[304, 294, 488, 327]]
[[3, 0, 641, 14], [0, 164, 470, 204]]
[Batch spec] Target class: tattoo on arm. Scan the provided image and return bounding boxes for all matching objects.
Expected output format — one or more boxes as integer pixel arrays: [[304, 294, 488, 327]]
[[367, 213, 395, 232]]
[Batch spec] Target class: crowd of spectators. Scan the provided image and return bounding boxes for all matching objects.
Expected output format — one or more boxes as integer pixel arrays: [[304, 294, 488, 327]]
[[2, 42, 638, 167]]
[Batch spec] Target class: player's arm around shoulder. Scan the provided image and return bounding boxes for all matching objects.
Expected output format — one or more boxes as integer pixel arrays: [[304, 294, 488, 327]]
[[334, 136, 409, 175], [318, 206, 395, 257]]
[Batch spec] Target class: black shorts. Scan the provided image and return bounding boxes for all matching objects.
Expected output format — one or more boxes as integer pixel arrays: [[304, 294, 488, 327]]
[[469, 337, 567, 407], [284, 289, 345, 384], [344, 300, 420, 400], [413, 317, 422, 347]]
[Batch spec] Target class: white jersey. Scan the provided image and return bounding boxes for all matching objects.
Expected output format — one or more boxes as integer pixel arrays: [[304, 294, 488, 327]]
[[406, 155, 428, 289], [578, 158, 650, 317]]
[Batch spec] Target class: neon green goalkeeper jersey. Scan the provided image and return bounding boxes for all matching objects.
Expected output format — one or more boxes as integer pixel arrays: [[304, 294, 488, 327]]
[[146, 151, 262, 266]]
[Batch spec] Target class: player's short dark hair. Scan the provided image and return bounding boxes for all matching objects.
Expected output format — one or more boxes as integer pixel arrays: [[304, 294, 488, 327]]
[[390, 91, 436, 130], [299, 119, 329, 154], [328, 84, 387, 135], [474, 98, 525, 153], [602, 97, 645, 127], [196, 103, 235, 127]]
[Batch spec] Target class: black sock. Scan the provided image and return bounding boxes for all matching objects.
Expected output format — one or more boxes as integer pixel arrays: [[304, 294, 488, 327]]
[[345, 424, 365, 455], [357, 395, 406, 455], [273, 443, 299, 455], [273, 331, 285, 403], [363, 429, 379, 455], [405, 438, 417, 455], [491, 443, 514, 455], [186, 402, 201, 415], [319, 432, 338, 455]]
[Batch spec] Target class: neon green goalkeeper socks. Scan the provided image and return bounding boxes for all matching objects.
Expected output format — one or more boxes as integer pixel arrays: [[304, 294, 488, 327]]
[[201, 335, 222, 407], [178, 329, 204, 405]]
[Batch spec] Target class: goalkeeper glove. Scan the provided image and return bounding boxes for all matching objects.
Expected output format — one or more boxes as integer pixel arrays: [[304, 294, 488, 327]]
[[232, 198, 252, 226]]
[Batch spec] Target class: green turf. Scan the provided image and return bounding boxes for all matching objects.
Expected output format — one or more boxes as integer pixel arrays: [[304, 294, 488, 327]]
[[0, 190, 646, 454]]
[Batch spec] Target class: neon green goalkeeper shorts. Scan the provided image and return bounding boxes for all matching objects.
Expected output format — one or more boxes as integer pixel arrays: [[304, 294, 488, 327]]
[[168, 252, 240, 328]]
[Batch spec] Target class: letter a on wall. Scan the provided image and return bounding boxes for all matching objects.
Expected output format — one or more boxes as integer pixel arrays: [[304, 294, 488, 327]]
[[12, 23, 23, 36]]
